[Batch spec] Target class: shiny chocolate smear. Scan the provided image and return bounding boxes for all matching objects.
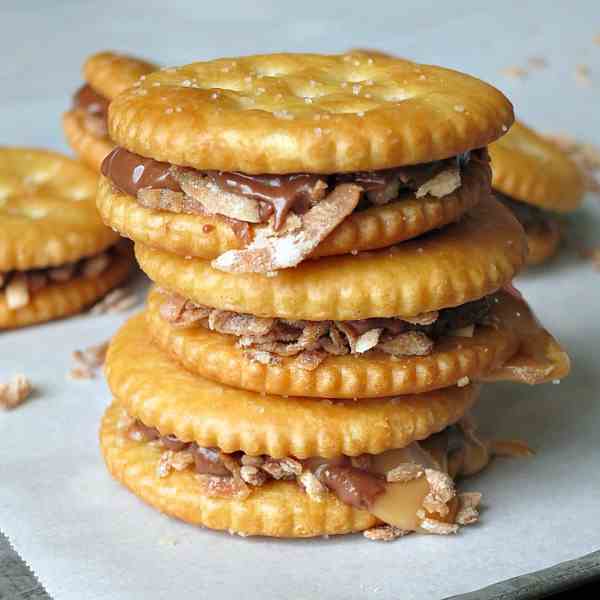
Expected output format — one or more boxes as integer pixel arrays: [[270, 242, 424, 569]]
[[73, 84, 109, 119], [318, 465, 386, 510], [191, 445, 232, 477], [101, 147, 181, 198], [205, 171, 323, 230]]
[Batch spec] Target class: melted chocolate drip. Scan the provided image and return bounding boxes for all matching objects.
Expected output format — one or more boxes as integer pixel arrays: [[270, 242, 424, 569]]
[[101, 147, 181, 198]]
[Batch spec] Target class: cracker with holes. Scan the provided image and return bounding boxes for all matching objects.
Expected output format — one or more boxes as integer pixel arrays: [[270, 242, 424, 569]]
[[99, 51, 512, 268], [63, 51, 158, 172], [489, 121, 585, 266], [0, 148, 134, 329]]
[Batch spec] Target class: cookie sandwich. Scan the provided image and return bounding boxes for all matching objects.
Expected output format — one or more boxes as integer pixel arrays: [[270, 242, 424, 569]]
[[99, 52, 570, 540], [63, 51, 157, 171], [0, 148, 133, 329], [489, 121, 585, 265]]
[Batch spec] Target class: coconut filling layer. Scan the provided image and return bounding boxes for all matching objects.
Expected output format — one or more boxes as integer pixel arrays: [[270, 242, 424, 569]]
[[72, 84, 110, 138], [118, 409, 512, 536], [102, 147, 489, 272], [0, 247, 118, 310], [157, 290, 492, 370]]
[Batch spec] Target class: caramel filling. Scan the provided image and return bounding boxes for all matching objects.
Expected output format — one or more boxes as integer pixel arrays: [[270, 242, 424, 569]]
[[72, 84, 110, 138], [0, 247, 116, 311], [102, 147, 481, 232], [122, 413, 502, 534], [157, 290, 492, 368]]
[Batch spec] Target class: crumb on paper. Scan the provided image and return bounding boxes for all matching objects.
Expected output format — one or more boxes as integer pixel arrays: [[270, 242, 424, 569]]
[[527, 56, 547, 69], [0, 374, 32, 410], [90, 288, 139, 315], [500, 66, 527, 79], [363, 525, 410, 542], [68, 341, 109, 380], [575, 64, 591, 85]]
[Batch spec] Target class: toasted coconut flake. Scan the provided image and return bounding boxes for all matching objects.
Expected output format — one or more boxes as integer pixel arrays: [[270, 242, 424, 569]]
[[415, 167, 461, 199], [196, 473, 251, 500], [422, 469, 455, 517], [212, 183, 361, 273], [243, 348, 282, 366], [457, 376, 470, 387], [298, 470, 327, 502], [137, 188, 188, 213], [363, 525, 411, 541], [157, 449, 195, 477], [173, 168, 263, 223], [354, 328, 383, 353], [403, 311, 439, 326], [208, 310, 274, 337], [419, 518, 459, 535], [240, 465, 268, 486], [0, 374, 32, 410], [241, 455, 264, 467], [386, 462, 424, 483], [72, 341, 109, 368], [261, 457, 303, 480], [5, 273, 30, 309], [82, 253, 110, 278], [455, 492, 482, 526], [294, 349, 327, 371], [378, 331, 434, 356]]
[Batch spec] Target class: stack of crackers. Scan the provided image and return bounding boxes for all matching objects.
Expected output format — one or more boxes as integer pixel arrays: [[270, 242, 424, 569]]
[[88, 52, 570, 539]]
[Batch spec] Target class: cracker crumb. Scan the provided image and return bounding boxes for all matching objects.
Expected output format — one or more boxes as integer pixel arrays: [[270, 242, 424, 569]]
[[501, 66, 527, 79], [455, 492, 482, 525], [363, 525, 410, 541], [0, 375, 32, 410], [69, 341, 109, 380], [527, 56, 547, 69], [575, 64, 591, 85], [419, 518, 459, 535]]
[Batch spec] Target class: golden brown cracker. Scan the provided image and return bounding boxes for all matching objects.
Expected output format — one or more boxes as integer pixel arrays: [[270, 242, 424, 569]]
[[109, 52, 513, 173], [135, 196, 526, 320], [97, 155, 488, 259], [490, 121, 584, 212], [0, 251, 132, 329], [84, 51, 157, 100], [62, 110, 113, 172], [106, 314, 480, 458], [146, 288, 519, 398], [0, 147, 119, 271], [524, 219, 562, 266], [101, 401, 377, 537]]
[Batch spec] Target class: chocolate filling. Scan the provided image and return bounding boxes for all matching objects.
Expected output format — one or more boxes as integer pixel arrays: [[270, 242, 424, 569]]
[[496, 193, 555, 230], [73, 84, 110, 120], [102, 147, 480, 231], [318, 465, 386, 510]]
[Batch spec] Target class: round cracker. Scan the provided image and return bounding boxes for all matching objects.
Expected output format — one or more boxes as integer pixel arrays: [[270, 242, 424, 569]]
[[62, 110, 114, 172], [106, 314, 480, 458], [101, 401, 377, 537], [97, 155, 489, 259], [524, 219, 562, 266], [109, 52, 513, 173], [84, 51, 157, 100], [146, 288, 519, 398], [135, 196, 527, 320], [0, 147, 119, 271], [489, 121, 584, 212], [0, 250, 132, 329]]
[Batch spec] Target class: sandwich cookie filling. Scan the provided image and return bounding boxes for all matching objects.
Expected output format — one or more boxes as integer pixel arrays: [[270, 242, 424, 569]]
[[117, 408, 510, 536], [0, 246, 121, 311], [497, 193, 561, 238], [157, 289, 492, 369], [102, 148, 488, 271], [72, 84, 110, 138]]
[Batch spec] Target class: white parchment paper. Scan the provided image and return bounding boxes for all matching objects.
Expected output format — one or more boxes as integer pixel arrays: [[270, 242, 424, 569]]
[[1, 2, 599, 598]]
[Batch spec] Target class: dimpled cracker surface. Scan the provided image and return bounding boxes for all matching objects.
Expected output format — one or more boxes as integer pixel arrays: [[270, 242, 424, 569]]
[[106, 314, 479, 458], [84, 51, 157, 100], [489, 121, 584, 212], [97, 156, 489, 259], [109, 52, 514, 173], [100, 401, 377, 537], [0, 251, 132, 329], [146, 288, 519, 398], [0, 148, 119, 271], [62, 110, 114, 172], [135, 196, 527, 320]]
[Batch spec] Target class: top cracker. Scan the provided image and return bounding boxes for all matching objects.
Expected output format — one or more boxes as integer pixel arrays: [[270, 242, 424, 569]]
[[109, 52, 514, 173]]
